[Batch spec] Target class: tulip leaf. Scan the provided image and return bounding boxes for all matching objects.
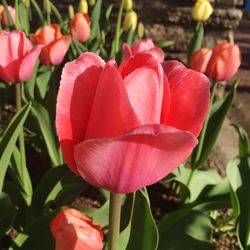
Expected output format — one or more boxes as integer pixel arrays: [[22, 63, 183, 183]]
[[187, 22, 204, 63], [30, 100, 62, 167], [0, 192, 17, 237], [50, 1, 63, 23], [89, 0, 102, 41], [227, 128, 250, 249], [0, 103, 31, 192], [158, 208, 213, 250], [36, 70, 52, 99], [194, 81, 238, 168], [10, 210, 59, 250], [122, 189, 159, 250], [30, 0, 45, 24]]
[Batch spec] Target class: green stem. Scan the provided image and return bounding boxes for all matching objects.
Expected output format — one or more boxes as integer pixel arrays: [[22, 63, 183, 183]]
[[15, 83, 27, 186], [108, 193, 122, 250], [114, 0, 125, 54], [47, 10, 51, 25]]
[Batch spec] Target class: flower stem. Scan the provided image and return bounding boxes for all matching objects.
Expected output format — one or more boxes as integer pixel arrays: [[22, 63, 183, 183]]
[[108, 193, 122, 250], [15, 83, 27, 185], [114, 0, 125, 55]]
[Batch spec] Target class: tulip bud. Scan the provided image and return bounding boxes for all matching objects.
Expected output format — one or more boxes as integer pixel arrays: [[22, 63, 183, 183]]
[[78, 0, 88, 14], [137, 22, 144, 38], [192, 0, 213, 22], [88, 0, 95, 7], [22, 0, 30, 9], [123, 10, 138, 32], [43, 0, 51, 14], [124, 0, 133, 11], [68, 5, 74, 19], [190, 48, 212, 73]]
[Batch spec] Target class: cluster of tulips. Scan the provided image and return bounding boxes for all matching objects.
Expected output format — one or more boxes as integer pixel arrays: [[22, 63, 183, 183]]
[[0, 0, 248, 250]]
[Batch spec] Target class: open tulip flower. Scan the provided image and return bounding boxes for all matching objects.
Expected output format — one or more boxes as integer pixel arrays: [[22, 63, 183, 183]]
[[51, 208, 103, 250], [56, 52, 210, 194], [123, 38, 165, 62], [70, 13, 91, 42], [30, 24, 71, 65], [190, 48, 212, 73], [206, 42, 241, 81], [0, 30, 42, 83], [0, 4, 16, 27]]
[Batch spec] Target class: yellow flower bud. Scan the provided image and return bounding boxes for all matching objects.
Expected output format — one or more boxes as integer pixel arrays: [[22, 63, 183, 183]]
[[43, 0, 51, 14], [192, 0, 213, 22], [137, 22, 144, 38], [68, 5, 74, 20], [123, 10, 138, 32], [23, 0, 30, 8], [88, 0, 95, 7], [78, 0, 88, 14], [124, 0, 133, 11]]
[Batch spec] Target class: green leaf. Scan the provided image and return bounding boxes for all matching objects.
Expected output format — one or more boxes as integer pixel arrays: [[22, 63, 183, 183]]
[[187, 22, 204, 63], [36, 70, 52, 99], [227, 156, 250, 249], [0, 103, 31, 192], [157, 40, 175, 48], [30, 101, 61, 167], [194, 80, 238, 168], [30, 0, 45, 24], [158, 208, 213, 250], [89, 0, 102, 41], [50, 1, 63, 23], [231, 124, 250, 157], [10, 210, 59, 250], [124, 189, 159, 250], [0, 192, 17, 237]]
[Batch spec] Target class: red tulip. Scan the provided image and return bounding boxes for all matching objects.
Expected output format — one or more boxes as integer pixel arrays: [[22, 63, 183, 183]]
[[70, 13, 91, 42], [30, 24, 71, 65], [189, 48, 212, 73], [206, 42, 241, 81], [0, 30, 42, 83], [0, 4, 16, 27], [123, 38, 165, 62], [51, 208, 103, 250], [56, 52, 210, 193]]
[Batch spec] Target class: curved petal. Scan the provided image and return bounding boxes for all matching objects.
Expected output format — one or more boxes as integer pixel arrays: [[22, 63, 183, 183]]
[[85, 64, 140, 139], [0, 65, 14, 83], [162, 60, 210, 137], [74, 124, 197, 193], [122, 43, 132, 60], [19, 44, 43, 81], [56, 52, 105, 172], [49, 35, 71, 65]]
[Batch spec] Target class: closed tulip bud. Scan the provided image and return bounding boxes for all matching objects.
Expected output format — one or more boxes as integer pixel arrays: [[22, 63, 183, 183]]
[[192, 0, 213, 22], [137, 22, 144, 38], [43, 0, 51, 14], [206, 42, 241, 81], [23, 0, 30, 9], [124, 0, 133, 11], [0, 5, 16, 27], [68, 5, 74, 20], [123, 10, 138, 32], [88, 0, 95, 7], [190, 48, 212, 73], [78, 0, 88, 14]]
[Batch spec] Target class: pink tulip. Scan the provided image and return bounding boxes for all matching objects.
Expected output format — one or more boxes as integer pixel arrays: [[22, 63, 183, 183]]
[[190, 48, 212, 73], [123, 38, 165, 62], [0, 30, 42, 83], [30, 24, 71, 65], [51, 208, 103, 250], [0, 4, 16, 27], [56, 52, 210, 193], [206, 42, 241, 81], [70, 13, 91, 42]]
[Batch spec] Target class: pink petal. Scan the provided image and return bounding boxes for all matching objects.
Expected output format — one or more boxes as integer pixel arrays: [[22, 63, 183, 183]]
[[0, 65, 14, 83], [122, 43, 133, 60], [85, 64, 140, 139], [19, 45, 43, 81], [74, 124, 197, 193], [49, 35, 71, 65], [56, 52, 105, 172], [162, 60, 210, 137]]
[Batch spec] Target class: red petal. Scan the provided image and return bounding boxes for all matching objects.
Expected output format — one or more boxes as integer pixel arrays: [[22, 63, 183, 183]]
[[74, 124, 197, 193], [56, 52, 105, 172], [162, 60, 210, 137]]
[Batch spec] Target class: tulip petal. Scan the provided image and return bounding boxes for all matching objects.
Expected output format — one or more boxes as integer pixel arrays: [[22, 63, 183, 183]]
[[122, 43, 133, 60], [0, 65, 14, 83], [56, 52, 105, 172], [74, 124, 197, 193], [49, 35, 71, 65], [85, 64, 140, 139], [162, 60, 210, 137], [18, 45, 42, 82]]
